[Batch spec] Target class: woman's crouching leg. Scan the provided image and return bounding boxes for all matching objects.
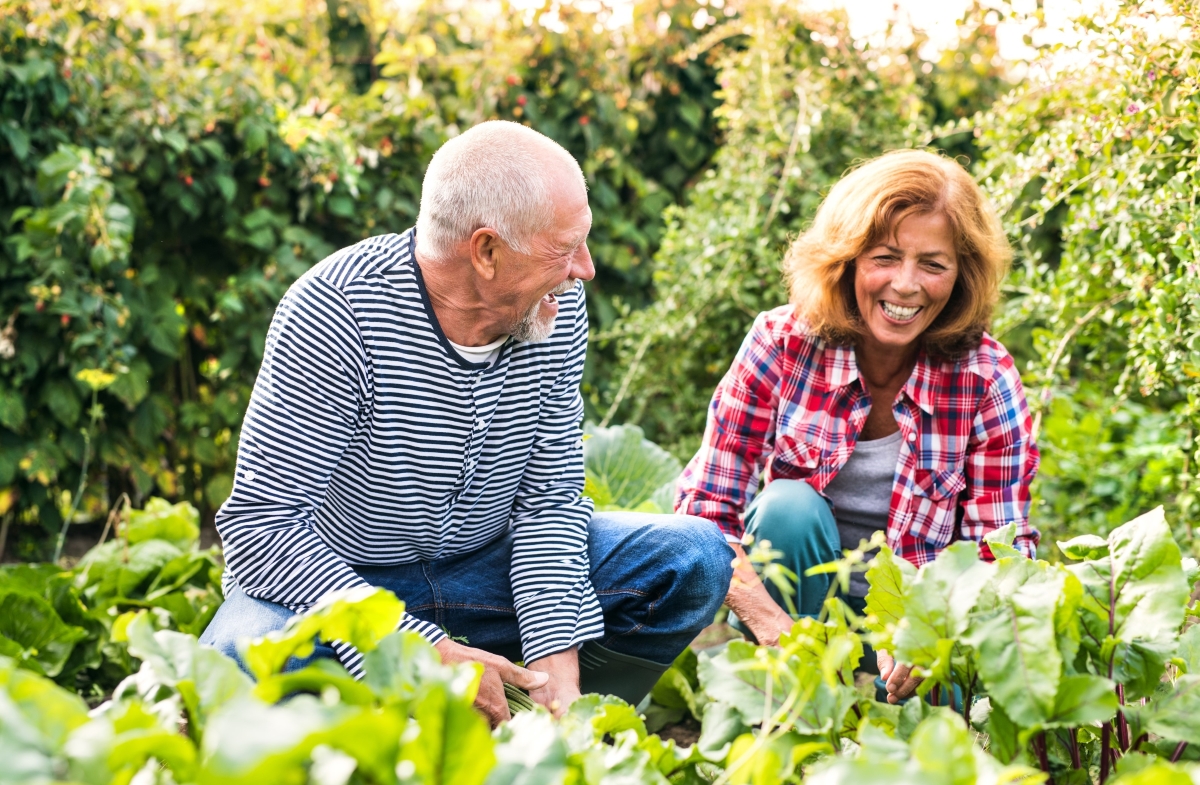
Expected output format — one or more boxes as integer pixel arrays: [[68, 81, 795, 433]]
[[742, 479, 840, 619]]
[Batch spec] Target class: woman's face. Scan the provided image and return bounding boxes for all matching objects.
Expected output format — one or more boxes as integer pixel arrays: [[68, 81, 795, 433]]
[[854, 211, 959, 353]]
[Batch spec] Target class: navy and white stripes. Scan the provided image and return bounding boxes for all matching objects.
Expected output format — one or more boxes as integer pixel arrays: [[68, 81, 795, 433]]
[[216, 229, 603, 676]]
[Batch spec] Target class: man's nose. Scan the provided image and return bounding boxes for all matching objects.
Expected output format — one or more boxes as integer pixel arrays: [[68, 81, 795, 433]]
[[572, 242, 596, 282]]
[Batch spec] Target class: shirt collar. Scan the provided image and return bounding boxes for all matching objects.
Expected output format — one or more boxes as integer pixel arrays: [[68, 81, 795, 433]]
[[821, 340, 938, 416], [821, 342, 860, 389]]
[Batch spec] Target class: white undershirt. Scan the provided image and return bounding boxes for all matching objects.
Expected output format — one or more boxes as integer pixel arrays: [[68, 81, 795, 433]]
[[448, 335, 508, 367]]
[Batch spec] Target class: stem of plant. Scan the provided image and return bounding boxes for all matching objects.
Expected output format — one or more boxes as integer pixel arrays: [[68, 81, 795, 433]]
[[52, 392, 97, 564], [1034, 732, 1053, 781], [1066, 729, 1082, 770], [1172, 741, 1189, 763], [1100, 723, 1112, 784], [1116, 684, 1130, 751]]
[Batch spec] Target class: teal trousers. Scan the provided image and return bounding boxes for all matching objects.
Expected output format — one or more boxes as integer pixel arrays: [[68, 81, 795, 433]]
[[733, 479, 877, 675], [743, 478, 843, 618]]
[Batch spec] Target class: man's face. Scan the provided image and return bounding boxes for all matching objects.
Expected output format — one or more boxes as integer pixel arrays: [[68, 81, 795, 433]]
[[501, 168, 595, 342]]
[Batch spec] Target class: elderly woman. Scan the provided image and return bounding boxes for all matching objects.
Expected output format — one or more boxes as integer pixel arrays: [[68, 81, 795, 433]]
[[676, 149, 1039, 703]]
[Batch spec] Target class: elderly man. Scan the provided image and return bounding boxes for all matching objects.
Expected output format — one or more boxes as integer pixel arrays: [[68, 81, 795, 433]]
[[199, 121, 732, 724]]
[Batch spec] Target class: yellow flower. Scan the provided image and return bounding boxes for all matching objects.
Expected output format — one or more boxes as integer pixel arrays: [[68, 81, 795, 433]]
[[76, 368, 118, 391]]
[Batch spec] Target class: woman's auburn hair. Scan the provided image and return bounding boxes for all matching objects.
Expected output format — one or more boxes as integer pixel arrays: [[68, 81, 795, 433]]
[[784, 148, 1011, 358]]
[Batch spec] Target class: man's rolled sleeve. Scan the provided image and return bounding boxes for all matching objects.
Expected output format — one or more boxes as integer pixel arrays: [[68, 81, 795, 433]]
[[508, 285, 604, 663]]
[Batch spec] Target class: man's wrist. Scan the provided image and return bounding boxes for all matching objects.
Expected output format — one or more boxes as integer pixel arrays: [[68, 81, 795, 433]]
[[526, 646, 580, 687]]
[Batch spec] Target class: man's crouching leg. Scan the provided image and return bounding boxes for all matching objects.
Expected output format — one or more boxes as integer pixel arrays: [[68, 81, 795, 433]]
[[199, 582, 337, 677], [582, 511, 733, 705]]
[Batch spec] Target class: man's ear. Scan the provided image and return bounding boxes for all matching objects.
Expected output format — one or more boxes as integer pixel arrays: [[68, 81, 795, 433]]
[[469, 228, 502, 281]]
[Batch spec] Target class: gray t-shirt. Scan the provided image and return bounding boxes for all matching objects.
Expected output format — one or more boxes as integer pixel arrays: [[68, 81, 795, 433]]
[[823, 429, 903, 597]]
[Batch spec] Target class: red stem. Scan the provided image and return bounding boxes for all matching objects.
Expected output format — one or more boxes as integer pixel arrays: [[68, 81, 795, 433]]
[[1034, 733, 1054, 783], [1100, 723, 1112, 784], [1172, 741, 1189, 763], [1066, 729, 1082, 770]]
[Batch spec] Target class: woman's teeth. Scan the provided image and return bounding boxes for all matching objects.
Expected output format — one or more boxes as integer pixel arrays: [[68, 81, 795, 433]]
[[882, 302, 921, 321]]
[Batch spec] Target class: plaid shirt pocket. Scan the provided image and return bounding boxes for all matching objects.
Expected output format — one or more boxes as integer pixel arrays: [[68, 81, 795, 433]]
[[907, 467, 967, 548]]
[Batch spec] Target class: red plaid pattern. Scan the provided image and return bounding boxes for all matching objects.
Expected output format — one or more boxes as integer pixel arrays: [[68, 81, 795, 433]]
[[675, 305, 1039, 568]]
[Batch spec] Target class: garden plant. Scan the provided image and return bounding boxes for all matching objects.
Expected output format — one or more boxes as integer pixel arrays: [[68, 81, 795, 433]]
[[4, 0, 1200, 781]]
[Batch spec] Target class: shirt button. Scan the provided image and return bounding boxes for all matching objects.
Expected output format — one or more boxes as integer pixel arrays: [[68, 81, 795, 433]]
[[475, 417, 485, 430], [907, 432, 917, 442]]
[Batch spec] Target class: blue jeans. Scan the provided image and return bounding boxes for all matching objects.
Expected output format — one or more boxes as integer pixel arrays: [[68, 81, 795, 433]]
[[199, 511, 733, 673]]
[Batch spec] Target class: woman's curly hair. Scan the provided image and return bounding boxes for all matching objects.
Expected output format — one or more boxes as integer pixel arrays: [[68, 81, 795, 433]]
[[784, 149, 1011, 358]]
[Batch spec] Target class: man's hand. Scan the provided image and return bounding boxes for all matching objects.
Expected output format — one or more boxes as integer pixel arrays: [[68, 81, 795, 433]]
[[526, 648, 582, 718], [725, 543, 795, 647], [435, 638, 549, 727], [877, 650, 921, 704]]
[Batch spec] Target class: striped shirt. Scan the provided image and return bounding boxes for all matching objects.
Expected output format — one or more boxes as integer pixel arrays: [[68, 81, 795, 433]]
[[215, 229, 603, 675]]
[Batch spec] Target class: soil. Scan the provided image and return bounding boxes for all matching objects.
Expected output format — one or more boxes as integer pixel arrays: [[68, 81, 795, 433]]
[[657, 716, 702, 747]]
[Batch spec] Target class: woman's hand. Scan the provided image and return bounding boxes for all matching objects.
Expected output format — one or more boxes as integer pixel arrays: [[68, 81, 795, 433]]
[[725, 543, 796, 646], [876, 650, 921, 704]]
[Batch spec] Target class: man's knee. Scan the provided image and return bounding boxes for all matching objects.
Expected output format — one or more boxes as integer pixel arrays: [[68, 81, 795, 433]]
[[655, 516, 734, 603], [199, 584, 295, 663]]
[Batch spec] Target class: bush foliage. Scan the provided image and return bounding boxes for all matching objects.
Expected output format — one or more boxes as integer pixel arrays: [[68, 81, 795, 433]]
[[0, 0, 723, 556]]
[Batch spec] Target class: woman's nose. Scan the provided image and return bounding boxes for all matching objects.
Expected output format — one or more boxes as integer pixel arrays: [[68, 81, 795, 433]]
[[890, 259, 921, 295]]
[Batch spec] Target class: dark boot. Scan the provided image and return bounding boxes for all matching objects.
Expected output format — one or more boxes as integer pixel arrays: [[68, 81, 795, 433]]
[[578, 641, 670, 706]]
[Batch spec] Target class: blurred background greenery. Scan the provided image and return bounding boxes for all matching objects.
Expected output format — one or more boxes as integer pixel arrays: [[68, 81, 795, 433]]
[[1, 0, 1197, 560]]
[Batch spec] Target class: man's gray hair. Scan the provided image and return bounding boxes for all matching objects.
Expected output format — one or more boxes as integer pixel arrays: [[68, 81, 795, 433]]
[[416, 121, 585, 261]]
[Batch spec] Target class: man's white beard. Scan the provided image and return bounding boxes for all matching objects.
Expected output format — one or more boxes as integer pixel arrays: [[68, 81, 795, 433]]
[[510, 279, 576, 343]]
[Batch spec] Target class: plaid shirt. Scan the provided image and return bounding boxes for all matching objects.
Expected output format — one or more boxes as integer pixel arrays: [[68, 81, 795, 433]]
[[675, 305, 1039, 568]]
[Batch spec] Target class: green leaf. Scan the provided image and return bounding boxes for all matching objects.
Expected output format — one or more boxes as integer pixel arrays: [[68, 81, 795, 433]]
[[1, 123, 30, 161], [107, 358, 151, 409], [863, 546, 916, 645], [1125, 675, 1200, 745], [0, 588, 88, 677], [401, 680, 496, 785], [696, 700, 750, 762], [1058, 534, 1109, 561], [1047, 673, 1119, 727], [0, 656, 90, 762], [963, 565, 1064, 727], [120, 612, 253, 736], [199, 695, 405, 785], [253, 660, 375, 706], [78, 539, 186, 600], [41, 379, 81, 428], [583, 423, 682, 510], [1066, 507, 1189, 699], [488, 711, 571, 784], [242, 588, 404, 680], [893, 542, 994, 678], [1173, 624, 1200, 674], [649, 646, 702, 718], [124, 497, 200, 547], [362, 630, 452, 704], [213, 174, 237, 202], [564, 694, 647, 745], [0, 387, 27, 431]]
